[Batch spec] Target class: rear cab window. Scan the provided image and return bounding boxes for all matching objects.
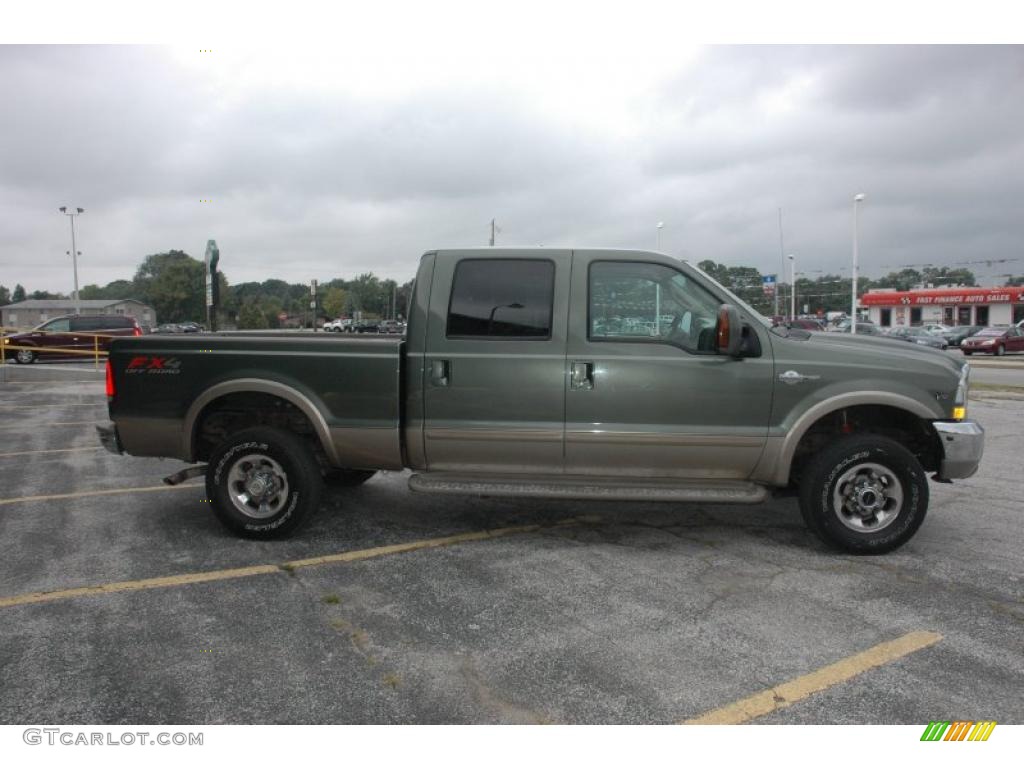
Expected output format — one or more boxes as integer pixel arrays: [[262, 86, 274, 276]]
[[446, 259, 555, 339]]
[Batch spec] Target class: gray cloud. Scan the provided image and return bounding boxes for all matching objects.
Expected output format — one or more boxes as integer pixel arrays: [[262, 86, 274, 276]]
[[1, 44, 1022, 295]]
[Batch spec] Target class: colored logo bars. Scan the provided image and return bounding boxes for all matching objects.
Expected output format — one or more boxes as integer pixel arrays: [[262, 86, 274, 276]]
[[920, 721, 997, 741]]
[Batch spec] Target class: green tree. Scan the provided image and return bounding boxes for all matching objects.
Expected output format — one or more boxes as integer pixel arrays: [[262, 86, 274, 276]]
[[0, 285, 10, 306], [323, 287, 348, 319], [921, 266, 975, 287], [12, 284, 26, 302], [133, 250, 206, 323], [237, 300, 266, 329]]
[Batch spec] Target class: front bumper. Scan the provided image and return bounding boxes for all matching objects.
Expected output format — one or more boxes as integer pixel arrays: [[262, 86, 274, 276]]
[[96, 422, 123, 455], [933, 420, 984, 480]]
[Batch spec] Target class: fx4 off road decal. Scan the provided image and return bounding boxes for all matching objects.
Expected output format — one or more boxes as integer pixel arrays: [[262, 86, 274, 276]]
[[125, 356, 182, 375]]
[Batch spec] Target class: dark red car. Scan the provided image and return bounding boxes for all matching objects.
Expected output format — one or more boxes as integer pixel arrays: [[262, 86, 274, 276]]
[[2, 314, 142, 364], [960, 325, 1024, 356]]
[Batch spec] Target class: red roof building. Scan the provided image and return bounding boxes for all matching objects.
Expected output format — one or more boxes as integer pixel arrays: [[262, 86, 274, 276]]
[[861, 286, 1024, 328]]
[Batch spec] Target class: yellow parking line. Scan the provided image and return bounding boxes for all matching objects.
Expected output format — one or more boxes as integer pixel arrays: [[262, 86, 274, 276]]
[[0, 446, 105, 458], [683, 630, 943, 724], [0, 483, 202, 507], [0, 516, 594, 609]]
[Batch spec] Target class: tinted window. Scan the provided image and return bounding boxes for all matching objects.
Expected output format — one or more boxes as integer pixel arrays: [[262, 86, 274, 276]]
[[447, 259, 554, 338], [589, 261, 721, 353], [40, 318, 70, 332], [71, 316, 101, 331]]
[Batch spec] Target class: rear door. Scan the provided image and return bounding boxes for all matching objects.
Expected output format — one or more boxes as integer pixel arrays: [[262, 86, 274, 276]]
[[422, 250, 570, 473], [564, 252, 773, 479]]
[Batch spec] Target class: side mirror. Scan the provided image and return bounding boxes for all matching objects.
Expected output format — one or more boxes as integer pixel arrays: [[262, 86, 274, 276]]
[[716, 304, 742, 357]]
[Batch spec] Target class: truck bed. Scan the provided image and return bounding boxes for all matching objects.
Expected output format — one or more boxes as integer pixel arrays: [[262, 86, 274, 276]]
[[107, 333, 405, 470]]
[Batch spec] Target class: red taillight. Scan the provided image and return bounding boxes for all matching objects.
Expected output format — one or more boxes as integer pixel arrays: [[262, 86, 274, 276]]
[[133, 326, 142, 336], [105, 359, 115, 399]]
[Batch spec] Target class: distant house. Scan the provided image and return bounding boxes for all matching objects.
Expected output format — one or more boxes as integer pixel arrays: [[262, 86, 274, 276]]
[[0, 299, 157, 330]]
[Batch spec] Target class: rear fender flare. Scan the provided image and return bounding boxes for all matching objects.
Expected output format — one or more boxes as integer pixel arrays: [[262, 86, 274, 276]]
[[183, 378, 338, 465]]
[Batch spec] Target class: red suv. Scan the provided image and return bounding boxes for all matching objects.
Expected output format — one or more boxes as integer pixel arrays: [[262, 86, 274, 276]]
[[2, 314, 142, 364]]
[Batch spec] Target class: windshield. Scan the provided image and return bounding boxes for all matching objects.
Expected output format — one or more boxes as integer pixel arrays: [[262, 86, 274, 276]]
[[684, 261, 772, 329]]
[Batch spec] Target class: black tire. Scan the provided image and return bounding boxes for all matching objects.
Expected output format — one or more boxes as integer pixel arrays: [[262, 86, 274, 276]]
[[15, 347, 36, 364], [798, 434, 929, 554], [206, 426, 323, 538], [323, 468, 377, 487], [963, 351, 973, 356], [995, 345, 1005, 356]]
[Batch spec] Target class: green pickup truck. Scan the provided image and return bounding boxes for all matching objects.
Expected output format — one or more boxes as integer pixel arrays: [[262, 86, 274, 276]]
[[98, 248, 983, 553]]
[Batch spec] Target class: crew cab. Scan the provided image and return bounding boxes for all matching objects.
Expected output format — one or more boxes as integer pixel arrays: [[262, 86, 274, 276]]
[[98, 249, 984, 553]]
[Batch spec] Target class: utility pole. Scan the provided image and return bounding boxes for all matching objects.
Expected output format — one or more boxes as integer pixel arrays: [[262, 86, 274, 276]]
[[851, 194, 866, 333], [489, 218, 501, 246], [777, 208, 785, 319], [59, 207, 84, 314]]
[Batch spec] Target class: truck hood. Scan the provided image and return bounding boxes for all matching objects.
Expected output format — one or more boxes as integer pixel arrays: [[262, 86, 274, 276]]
[[790, 329, 963, 376]]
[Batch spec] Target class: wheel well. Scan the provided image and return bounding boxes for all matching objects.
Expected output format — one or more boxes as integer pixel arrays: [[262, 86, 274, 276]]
[[789, 405, 941, 486], [192, 391, 328, 466]]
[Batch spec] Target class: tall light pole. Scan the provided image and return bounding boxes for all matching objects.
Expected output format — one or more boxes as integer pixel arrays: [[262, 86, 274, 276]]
[[788, 254, 796, 320], [59, 206, 84, 314], [656, 221, 664, 250], [851, 193, 865, 333]]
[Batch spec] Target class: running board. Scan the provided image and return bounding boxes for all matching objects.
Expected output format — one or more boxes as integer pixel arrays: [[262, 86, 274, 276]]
[[408, 473, 768, 504]]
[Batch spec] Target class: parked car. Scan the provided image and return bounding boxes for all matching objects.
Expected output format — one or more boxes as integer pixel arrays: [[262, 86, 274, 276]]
[[941, 325, 984, 347], [377, 320, 405, 335], [832, 319, 877, 334], [353, 320, 379, 333], [153, 323, 184, 334], [786, 318, 826, 332], [2, 314, 141, 363], [178, 322, 204, 333], [921, 324, 952, 336], [960, 326, 1024, 356], [99, 247, 983, 555], [884, 327, 949, 350], [323, 319, 352, 332]]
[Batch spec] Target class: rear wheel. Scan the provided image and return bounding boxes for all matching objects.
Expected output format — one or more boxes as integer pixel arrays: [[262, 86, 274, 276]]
[[15, 348, 36, 364], [995, 344, 1005, 356], [798, 434, 928, 554], [206, 426, 323, 538]]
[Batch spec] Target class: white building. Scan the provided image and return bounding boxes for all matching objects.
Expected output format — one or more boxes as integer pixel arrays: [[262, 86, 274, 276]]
[[862, 286, 1024, 328], [0, 299, 156, 330]]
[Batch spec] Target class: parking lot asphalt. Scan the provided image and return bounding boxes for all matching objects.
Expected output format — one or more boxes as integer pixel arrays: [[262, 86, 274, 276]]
[[0, 364, 1021, 724]]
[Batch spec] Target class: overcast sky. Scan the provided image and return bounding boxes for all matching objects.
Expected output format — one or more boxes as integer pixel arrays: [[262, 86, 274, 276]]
[[1, 43, 1022, 293]]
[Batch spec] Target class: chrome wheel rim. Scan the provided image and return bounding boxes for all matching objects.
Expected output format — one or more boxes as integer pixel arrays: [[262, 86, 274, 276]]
[[16, 349, 34, 363], [832, 462, 903, 533], [226, 453, 290, 519]]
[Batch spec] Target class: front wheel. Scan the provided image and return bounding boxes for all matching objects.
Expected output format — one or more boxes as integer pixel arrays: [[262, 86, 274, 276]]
[[15, 348, 36, 364], [206, 426, 323, 538], [798, 434, 929, 554], [995, 345, 1005, 356]]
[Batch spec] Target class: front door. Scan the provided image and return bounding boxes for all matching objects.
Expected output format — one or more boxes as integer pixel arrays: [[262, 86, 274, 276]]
[[564, 253, 772, 479], [422, 251, 570, 474]]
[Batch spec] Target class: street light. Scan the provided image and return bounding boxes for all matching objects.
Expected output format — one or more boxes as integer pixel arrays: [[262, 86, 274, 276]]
[[656, 221, 664, 250], [851, 193, 865, 334], [788, 254, 796, 320], [59, 206, 85, 314]]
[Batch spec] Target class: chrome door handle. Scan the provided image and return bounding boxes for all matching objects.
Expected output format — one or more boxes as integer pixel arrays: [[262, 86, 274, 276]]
[[430, 359, 450, 387], [778, 369, 820, 385], [570, 361, 594, 390]]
